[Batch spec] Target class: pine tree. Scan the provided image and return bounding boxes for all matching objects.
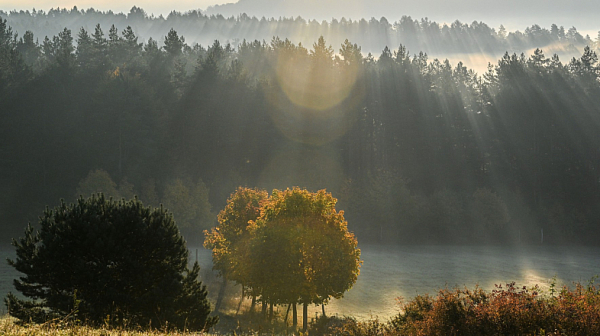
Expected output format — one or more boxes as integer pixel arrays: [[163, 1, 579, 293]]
[[5, 195, 218, 331]]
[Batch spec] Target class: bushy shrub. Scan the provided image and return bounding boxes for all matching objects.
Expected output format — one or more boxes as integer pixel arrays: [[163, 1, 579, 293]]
[[308, 315, 353, 336], [5, 195, 218, 331], [320, 316, 389, 336], [329, 281, 600, 336]]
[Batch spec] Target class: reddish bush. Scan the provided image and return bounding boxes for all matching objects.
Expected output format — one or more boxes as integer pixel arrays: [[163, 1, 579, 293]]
[[331, 280, 600, 336]]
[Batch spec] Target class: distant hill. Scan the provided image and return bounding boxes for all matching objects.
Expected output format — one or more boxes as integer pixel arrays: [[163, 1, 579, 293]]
[[1, 6, 596, 73], [204, 0, 599, 33]]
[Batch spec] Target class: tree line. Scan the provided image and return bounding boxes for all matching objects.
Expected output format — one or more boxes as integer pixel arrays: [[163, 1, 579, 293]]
[[2, 6, 599, 57], [1, 19, 599, 245]]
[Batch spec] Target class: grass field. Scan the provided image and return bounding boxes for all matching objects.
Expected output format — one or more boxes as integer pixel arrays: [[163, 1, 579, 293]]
[[0, 316, 204, 336]]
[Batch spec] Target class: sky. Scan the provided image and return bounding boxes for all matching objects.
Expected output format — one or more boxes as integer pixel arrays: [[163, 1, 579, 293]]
[[0, 0, 225, 16]]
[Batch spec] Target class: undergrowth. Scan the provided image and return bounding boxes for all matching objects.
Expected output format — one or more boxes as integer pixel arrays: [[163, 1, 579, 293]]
[[3, 279, 600, 336], [316, 280, 600, 336]]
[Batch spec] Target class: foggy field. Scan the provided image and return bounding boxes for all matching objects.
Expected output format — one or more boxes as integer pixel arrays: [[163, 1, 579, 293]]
[[323, 244, 600, 319], [3, 244, 598, 320]]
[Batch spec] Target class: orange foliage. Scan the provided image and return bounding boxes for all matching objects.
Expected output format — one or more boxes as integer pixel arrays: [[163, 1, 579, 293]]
[[247, 187, 361, 306], [203, 187, 268, 284]]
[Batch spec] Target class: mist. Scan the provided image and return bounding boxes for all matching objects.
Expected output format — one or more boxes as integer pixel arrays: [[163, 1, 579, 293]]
[[205, 0, 599, 34], [1, 1, 600, 331], [1, 7, 597, 74]]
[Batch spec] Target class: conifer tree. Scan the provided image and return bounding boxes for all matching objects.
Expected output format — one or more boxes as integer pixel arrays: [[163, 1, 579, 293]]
[[5, 195, 218, 331]]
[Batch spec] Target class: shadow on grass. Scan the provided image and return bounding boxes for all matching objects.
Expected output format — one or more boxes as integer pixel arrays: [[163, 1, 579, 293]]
[[211, 306, 305, 336]]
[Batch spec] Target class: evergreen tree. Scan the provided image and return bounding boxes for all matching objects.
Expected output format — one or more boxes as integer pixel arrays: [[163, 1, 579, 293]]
[[5, 195, 218, 331], [164, 28, 185, 57]]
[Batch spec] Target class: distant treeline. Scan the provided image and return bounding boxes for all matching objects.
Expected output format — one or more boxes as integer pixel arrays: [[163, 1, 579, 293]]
[[1, 6, 599, 57], [1, 19, 599, 245]]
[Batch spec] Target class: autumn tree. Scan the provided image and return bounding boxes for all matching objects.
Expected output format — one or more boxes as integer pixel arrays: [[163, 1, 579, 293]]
[[247, 187, 361, 330], [203, 187, 268, 312]]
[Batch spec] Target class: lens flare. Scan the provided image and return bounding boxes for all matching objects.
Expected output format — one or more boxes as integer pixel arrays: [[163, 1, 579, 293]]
[[275, 54, 360, 111], [267, 56, 364, 146]]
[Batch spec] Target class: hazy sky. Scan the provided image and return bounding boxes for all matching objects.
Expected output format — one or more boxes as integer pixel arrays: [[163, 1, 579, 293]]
[[0, 0, 225, 16]]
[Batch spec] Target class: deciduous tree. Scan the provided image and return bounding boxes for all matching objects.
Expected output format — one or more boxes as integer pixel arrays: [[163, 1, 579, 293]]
[[204, 187, 268, 311], [248, 187, 361, 330]]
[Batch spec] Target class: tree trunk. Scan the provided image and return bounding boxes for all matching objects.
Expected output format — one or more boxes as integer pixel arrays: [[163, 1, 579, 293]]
[[250, 295, 256, 313], [262, 299, 267, 318], [293, 303, 297, 328], [269, 302, 274, 321], [214, 279, 227, 312], [284, 304, 291, 324], [236, 285, 245, 316], [303, 303, 308, 331], [322, 303, 326, 317]]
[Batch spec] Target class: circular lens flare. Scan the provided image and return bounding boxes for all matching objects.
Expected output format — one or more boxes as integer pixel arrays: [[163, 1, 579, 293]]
[[267, 55, 364, 146], [275, 54, 359, 111]]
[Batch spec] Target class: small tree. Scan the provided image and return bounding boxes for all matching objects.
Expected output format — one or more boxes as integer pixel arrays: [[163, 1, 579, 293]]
[[76, 169, 120, 198], [5, 194, 218, 331], [163, 177, 213, 243], [248, 188, 361, 330]]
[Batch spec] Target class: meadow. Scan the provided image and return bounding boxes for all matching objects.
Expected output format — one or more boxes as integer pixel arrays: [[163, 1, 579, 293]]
[[0, 316, 202, 336]]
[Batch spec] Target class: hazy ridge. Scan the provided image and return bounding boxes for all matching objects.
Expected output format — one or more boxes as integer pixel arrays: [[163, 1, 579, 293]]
[[1, 6, 598, 73], [204, 0, 599, 33]]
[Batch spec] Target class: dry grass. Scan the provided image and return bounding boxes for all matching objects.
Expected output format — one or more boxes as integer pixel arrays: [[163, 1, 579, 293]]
[[0, 316, 209, 336]]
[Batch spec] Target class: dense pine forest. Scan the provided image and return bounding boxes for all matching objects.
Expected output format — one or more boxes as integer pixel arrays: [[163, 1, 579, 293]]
[[1, 14, 599, 245], [2, 7, 599, 59]]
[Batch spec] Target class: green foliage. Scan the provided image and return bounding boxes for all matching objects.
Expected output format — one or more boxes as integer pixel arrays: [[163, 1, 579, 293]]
[[75, 170, 139, 203], [338, 173, 417, 243], [76, 169, 120, 198], [5, 195, 217, 331], [1, 19, 600, 245], [75, 170, 214, 243], [163, 177, 214, 242], [139, 178, 160, 207], [0, 18, 31, 97], [163, 28, 185, 57]]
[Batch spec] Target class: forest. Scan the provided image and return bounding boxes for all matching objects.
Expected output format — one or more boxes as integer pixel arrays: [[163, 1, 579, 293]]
[[1, 6, 598, 60], [1, 15, 599, 245]]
